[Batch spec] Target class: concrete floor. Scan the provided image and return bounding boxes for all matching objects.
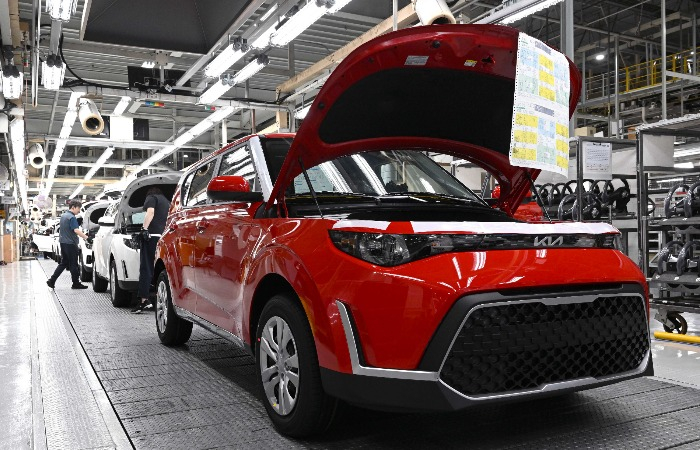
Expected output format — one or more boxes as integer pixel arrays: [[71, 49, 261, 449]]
[[2, 258, 700, 449]]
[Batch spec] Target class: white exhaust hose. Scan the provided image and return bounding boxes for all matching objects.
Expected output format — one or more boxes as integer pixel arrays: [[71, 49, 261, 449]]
[[413, 0, 457, 25], [27, 143, 46, 169], [78, 98, 105, 135]]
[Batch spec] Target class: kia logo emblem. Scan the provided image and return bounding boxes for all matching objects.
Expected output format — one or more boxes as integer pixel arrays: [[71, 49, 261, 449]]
[[534, 235, 564, 247]]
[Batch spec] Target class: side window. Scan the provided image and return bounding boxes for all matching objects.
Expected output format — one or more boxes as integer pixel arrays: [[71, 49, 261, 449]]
[[217, 145, 261, 192], [184, 161, 217, 207]]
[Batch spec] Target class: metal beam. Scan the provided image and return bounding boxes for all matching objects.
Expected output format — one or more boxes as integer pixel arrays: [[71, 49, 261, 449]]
[[276, 4, 418, 95], [28, 176, 121, 185], [667, 71, 700, 83], [44, 136, 218, 151]]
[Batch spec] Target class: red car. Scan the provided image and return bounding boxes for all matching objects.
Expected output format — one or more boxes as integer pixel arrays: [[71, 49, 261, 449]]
[[154, 24, 651, 437]]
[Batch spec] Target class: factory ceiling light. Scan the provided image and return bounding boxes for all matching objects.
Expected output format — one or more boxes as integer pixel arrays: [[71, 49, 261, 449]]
[[203, 39, 250, 79], [270, 0, 330, 47], [199, 56, 269, 105], [9, 118, 28, 211], [46, 0, 78, 21], [476, 0, 564, 25], [41, 54, 65, 90], [84, 147, 115, 181], [2, 65, 24, 99], [111, 96, 131, 116]]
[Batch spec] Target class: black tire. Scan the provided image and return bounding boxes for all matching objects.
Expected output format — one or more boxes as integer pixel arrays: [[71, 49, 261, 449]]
[[93, 272, 108, 292], [155, 271, 192, 346], [663, 312, 688, 335], [80, 254, 92, 282], [256, 294, 340, 437], [109, 259, 131, 307]]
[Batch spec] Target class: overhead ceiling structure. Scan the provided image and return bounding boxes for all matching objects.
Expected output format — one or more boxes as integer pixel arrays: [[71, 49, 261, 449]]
[[0, 0, 697, 209]]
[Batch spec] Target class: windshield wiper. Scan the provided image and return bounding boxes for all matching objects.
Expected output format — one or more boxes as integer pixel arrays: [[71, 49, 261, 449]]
[[377, 192, 488, 207]]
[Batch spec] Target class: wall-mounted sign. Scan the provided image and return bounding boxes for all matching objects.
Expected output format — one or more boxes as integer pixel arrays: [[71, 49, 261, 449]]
[[1, 197, 16, 205]]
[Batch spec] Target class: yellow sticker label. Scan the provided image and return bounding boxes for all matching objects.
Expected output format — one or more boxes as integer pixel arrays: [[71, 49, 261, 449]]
[[512, 147, 537, 161], [539, 71, 554, 85], [539, 86, 555, 101], [539, 55, 553, 71], [515, 113, 538, 128], [556, 124, 569, 138], [556, 139, 569, 152], [557, 156, 568, 168], [514, 130, 538, 144]]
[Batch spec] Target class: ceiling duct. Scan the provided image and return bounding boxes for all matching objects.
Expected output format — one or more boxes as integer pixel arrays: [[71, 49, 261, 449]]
[[413, 0, 456, 25], [78, 98, 105, 135], [27, 143, 46, 169]]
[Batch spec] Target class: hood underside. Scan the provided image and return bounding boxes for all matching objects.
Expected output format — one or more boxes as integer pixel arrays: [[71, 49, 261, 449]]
[[271, 24, 582, 215]]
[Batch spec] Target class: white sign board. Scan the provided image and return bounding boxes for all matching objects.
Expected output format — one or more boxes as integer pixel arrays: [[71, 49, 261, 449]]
[[582, 141, 613, 180], [509, 33, 571, 176], [8, 207, 18, 219], [2, 196, 16, 205]]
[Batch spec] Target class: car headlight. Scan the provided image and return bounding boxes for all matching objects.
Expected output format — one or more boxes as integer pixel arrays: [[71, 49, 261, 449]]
[[329, 231, 482, 267], [329, 231, 618, 266]]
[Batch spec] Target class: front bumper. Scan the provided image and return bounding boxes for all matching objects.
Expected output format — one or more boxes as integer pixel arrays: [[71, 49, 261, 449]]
[[322, 283, 653, 412]]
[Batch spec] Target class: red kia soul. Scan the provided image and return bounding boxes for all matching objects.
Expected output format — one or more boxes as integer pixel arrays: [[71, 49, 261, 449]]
[[154, 24, 651, 437]]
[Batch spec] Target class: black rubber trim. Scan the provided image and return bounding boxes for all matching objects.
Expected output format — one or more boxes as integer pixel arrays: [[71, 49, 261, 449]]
[[117, 280, 139, 291], [418, 283, 646, 372]]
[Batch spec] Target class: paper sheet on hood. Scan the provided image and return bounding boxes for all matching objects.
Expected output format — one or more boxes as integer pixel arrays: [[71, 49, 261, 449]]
[[508, 33, 571, 176]]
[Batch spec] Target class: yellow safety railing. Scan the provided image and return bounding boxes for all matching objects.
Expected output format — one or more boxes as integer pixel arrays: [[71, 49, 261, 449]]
[[585, 46, 699, 101]]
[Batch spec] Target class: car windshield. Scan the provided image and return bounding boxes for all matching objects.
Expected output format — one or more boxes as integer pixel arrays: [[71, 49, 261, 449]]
[[288, 150, 483, 203]]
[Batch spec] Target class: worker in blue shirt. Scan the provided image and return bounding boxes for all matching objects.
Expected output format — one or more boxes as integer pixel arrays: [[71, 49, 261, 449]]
[[46, 200, 89, 289]]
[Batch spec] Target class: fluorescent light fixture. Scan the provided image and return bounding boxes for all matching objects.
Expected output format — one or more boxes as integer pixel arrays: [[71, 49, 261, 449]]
[[208, 105, 236, 122], [250, 25, 277, 49], [2, 65, 24, 99], [296, 104, 311, 119], [476, 0, 564, 25], [69, 183, 84, 199], [84, 146, 115, 180], [173, 132, 195, 148], [204, 39, 250, 78], [327, 0, 353, 13], [199, 80, 231, 105], [59, 109, 78, 139], [232, 55, 269, 85], [9, 119, 28, 211], [270, 0, 329, 47], [46, 0, 77, 21], [41, 55, 65, 90], [112, 96, 131, 116], [595, 54, 605, 61], [142, 61, 156, 68], [674, 162, 694, 169], [259, 3, 279, 22]]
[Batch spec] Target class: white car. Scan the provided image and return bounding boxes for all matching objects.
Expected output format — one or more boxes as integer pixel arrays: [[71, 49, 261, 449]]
[[31, 224, 55, 258], [50, 223, 61, 262], [92, 172, 181, 306], [78, 200, 113, 282]]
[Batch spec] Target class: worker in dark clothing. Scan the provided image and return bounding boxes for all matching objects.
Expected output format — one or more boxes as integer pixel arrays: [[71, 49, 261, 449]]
[[47, 200, 89, 289], [132, 187, 171, 313]]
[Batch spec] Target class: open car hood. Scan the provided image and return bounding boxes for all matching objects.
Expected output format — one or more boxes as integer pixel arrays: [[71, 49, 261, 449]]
[[271, 24, 581, 215]]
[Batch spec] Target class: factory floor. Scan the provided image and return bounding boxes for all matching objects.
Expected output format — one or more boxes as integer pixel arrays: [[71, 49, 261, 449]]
[[2, 258, 700, 449]]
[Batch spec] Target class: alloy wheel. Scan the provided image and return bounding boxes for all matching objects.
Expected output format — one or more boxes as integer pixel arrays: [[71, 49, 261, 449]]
[[259, 316, 300, 416], [156, 279, 168, 332]]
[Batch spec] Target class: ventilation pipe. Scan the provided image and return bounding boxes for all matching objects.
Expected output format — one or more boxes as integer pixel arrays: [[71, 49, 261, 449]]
[[412, 0, 456, 25], [27, 143, 46, 169], [78, 98, 105, 135]]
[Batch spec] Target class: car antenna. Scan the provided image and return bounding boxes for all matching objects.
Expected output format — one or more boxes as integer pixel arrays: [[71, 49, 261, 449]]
[[298, 157, 324, 219], [526, 171, 552, 223]]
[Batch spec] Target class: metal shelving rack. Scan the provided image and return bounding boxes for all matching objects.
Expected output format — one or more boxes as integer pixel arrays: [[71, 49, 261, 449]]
[[638, 124, 700, 333]]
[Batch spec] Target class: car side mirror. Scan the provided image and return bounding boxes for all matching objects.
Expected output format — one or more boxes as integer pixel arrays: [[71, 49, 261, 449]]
[[207, 176, 263, 202], [98, 216, 115, 226]]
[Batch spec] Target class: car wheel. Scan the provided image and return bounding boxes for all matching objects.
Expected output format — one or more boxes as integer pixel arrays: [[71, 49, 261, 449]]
[[256, 294, 340, 437], [80, 254, 92, 282], [155, 271, 192, 346], [109, 260, 130, 307]]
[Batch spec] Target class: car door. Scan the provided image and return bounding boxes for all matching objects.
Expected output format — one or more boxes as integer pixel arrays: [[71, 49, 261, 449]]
[[195, 143, 263, 335], [93, 203, 118, 279]]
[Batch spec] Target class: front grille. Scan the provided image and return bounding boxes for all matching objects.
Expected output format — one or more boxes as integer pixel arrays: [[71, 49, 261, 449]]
[[440, 295, 649, 397]]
